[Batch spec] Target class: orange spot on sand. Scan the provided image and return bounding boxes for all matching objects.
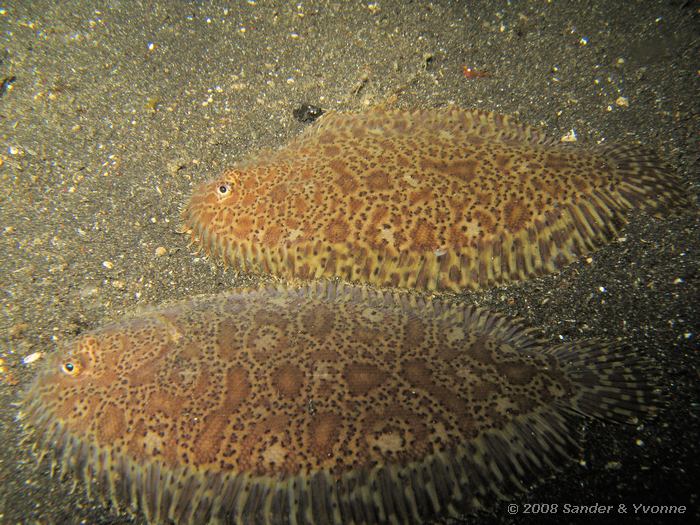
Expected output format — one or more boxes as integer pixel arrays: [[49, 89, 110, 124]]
[[462, 65, 491, 78]]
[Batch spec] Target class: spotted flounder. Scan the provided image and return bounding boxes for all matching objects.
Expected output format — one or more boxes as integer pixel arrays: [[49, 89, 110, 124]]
[[183, 107, 687, 290], [20, 282, 657, 524]]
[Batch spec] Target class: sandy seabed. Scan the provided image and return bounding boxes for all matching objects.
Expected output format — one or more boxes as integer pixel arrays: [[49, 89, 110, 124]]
[[0, 2, 697, 524]]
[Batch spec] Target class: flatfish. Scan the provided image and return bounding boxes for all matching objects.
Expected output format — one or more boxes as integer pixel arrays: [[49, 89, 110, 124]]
[[19, 282, 658, 524], [183, 107, 687, 290]]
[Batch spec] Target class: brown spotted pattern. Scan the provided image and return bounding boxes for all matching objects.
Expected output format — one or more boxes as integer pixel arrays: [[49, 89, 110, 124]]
[[19, 282, 658, 524], [183, 107, 688, 290]]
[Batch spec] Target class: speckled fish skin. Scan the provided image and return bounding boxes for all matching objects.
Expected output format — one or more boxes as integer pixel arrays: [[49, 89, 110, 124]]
[[19, 282, 658, 525], [183, 107, 687, 290]]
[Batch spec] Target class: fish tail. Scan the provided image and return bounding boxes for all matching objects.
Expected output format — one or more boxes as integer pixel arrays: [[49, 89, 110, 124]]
[[603, 144, 691, 217], [545, 338, 662, 423]]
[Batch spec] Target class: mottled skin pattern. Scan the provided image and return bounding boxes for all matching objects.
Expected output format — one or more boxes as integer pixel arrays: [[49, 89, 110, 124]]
[[183, 107, 687, 290], [20, 282, 657, 525]]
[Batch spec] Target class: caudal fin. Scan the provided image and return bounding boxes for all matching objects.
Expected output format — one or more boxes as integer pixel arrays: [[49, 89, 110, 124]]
[[546, 338, 662, 423], [603, 143, 690, 217]]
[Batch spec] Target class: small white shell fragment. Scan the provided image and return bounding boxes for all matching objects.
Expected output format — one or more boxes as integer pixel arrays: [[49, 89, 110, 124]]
[[23, 352, 44, 365]]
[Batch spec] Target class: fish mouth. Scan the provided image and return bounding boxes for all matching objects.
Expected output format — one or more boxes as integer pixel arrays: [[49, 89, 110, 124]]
[[180, 204, 213, 256], [182, 206, 235, 266], [180, 201, 197, 233]]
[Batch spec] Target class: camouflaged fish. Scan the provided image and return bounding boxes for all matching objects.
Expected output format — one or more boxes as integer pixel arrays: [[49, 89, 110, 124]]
[[183, 107, 687, 290], [19, 282, 658, 525]]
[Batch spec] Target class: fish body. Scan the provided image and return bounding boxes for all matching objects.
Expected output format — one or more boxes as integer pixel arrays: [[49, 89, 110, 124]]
[[184, 107, 686, 290], [20, 282, 657, 524]]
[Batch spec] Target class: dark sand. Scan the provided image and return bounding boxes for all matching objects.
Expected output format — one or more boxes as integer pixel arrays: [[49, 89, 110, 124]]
[[0, 1, 697, 524]]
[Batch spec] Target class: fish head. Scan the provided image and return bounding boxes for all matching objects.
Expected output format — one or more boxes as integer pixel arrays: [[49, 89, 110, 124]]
[[57, 334, 100, 380], [19, 329, 126, 433], [181, 168, 247, 253], [184, 169, 240, 215]]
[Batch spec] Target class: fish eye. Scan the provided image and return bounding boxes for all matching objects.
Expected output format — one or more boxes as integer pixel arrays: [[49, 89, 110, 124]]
[[61, 361, 81, 375], [217, 183, 231, 195]]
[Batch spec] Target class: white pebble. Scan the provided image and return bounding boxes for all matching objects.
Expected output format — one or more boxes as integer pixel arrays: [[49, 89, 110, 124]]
[[23, 352, 44, 365]]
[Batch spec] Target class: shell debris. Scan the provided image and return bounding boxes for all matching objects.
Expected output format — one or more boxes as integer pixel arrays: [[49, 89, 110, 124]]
[[22, 352, 44, 365]]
